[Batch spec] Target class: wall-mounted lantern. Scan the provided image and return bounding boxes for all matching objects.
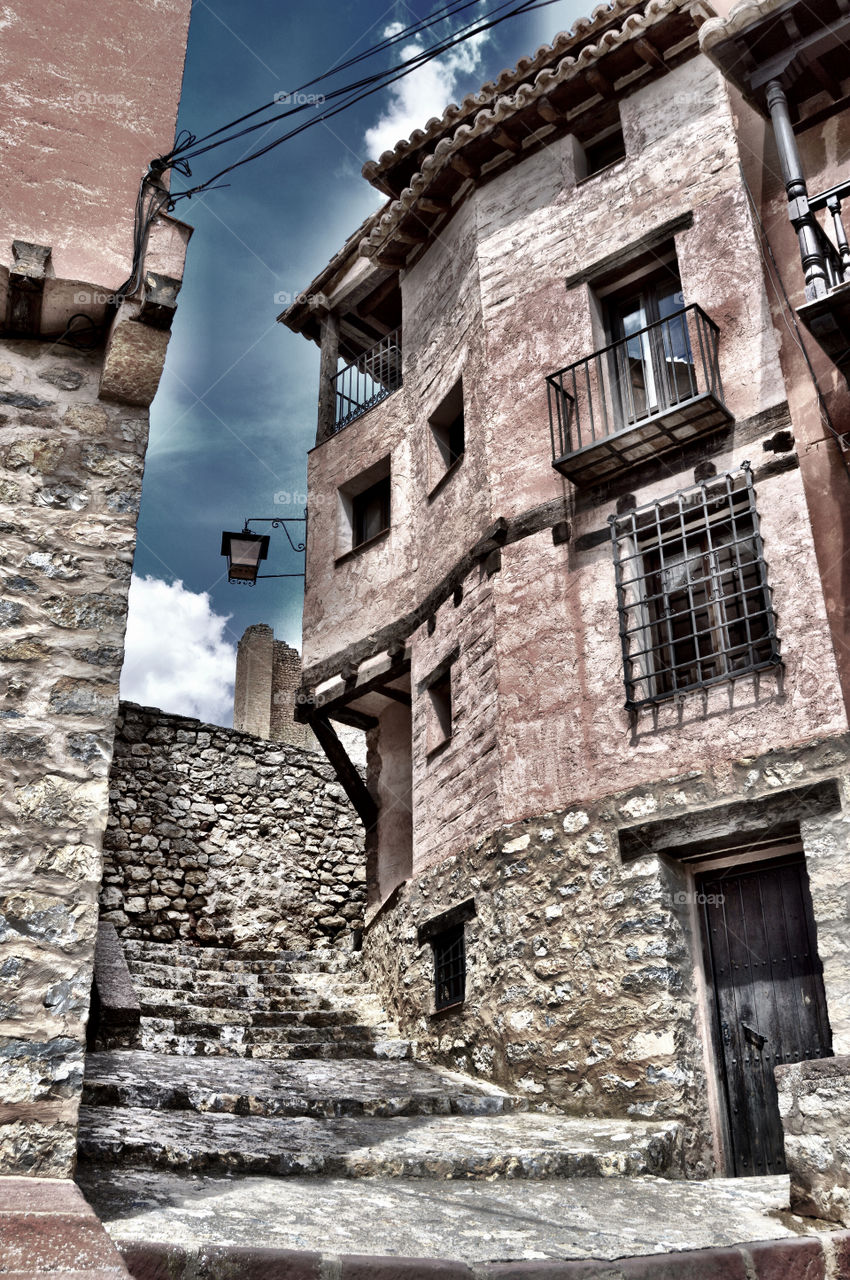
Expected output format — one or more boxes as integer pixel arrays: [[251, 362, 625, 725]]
[[220, 518, 306, 585]]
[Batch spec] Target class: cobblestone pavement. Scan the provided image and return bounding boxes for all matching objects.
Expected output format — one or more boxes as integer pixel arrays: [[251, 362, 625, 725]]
[[77, 1169, 810, 1263]]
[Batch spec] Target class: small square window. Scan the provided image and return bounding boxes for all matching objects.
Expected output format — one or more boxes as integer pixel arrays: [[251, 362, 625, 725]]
[[432, 924, 466, 1010], [576, 120, 626, 182], [610, 467, 780, 709], [352, 475, 390, 547], [428, 379, 464, 495], [337, 456, 391, 558]]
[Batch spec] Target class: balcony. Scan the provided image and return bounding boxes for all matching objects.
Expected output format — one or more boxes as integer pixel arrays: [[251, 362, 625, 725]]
[[546, 305, 732, 488], [796, 180, 850, 373], [332, 329, 402, 435]]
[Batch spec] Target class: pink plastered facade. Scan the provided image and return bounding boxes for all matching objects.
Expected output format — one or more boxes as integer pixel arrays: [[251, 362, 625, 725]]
[[289, 2, 850, 1177]]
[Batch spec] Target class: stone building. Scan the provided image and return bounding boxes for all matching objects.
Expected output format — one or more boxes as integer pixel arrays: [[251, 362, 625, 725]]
[[233, 623, 314, 748], [282, 0, 850, 1184], [232, 621, 367, 762], [0, 0, 192, 1176]]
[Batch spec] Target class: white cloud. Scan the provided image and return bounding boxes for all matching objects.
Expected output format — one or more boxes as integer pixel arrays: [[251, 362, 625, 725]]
[[120, 575, 237, 726], [364, 19, 490, 160]]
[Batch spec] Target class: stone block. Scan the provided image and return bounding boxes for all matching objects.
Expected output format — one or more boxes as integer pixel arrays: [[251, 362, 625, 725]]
[[776, 1055, 850, 1225]]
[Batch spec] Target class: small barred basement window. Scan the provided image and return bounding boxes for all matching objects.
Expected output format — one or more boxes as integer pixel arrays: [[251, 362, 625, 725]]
[[417, 898, 475, 1013], [432, 925, 466, 1010], [610, 464, 780, 710]]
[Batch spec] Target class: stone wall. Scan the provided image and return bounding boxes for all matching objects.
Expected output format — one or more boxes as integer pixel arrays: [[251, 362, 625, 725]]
[[100, 702, 365, 950], [777, 1056, 850, 1226], [362, 735, 850, 1176], [0, 337, 159, 1177]]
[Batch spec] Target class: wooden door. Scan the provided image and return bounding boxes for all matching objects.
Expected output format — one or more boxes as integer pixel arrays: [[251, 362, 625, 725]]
[[698, 855, 832, 1176]]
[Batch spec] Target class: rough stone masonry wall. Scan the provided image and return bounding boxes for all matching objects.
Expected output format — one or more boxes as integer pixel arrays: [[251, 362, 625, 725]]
[[101, 702, 365, 951], [363, 734, 850, 1176], [0, 338, 150, 1176]]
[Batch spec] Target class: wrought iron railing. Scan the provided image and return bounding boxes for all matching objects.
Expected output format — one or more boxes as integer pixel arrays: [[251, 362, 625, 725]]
[[808, 179, 850, 290], [332, 329, 402, 434], [546, 304, 724, 463]]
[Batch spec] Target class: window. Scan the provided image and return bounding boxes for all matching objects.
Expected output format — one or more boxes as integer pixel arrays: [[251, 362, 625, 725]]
[[419, 647, 458, 755], [432, 925, 466, 1010], [583, 124, 626, 177], [575, 118, 626, 182], [337, 456, 391, 557], [600, 252, 693, 430], [610, 466, 780, 709], [427, 674, 452, 752], [428, 379, 464, 495], [352, 476, 390, 547], [417, 898, 475, 1012]]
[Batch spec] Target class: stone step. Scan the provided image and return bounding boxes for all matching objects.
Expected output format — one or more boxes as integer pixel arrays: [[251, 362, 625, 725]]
[[77, 1106, 684, 1179], [82, 1052, 520, 1119], [139, 1015, 384, 1043], [134, 986, 328, 1013], [126, 961, 370, 998], [122, 940, 351, 963], [138, 1029, 411, 1061], [136, 997, 372, 1028], [76, 1168, 803, 1267], [123, 942, 357, 975]]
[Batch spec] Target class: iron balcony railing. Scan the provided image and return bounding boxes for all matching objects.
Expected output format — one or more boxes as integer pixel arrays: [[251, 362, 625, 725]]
[[332, 329, 402, 434], [546, 304, 724, 465], [808, 178, 850, 291]]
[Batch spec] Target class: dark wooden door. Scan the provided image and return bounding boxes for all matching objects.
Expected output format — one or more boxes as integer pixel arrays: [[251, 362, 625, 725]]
[[698, 855, 832, 1176]]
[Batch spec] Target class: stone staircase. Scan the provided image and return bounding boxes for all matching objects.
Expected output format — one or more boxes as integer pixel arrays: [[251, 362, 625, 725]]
[[77, 938, 685, 1183]]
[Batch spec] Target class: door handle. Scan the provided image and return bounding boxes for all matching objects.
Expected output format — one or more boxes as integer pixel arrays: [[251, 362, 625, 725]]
[[741, 1022, 766, 1051]]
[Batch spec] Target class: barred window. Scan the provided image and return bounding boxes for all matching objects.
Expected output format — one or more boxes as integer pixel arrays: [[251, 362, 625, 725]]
[[610, 465, 780, 709], [433, 924, 466, 1010]]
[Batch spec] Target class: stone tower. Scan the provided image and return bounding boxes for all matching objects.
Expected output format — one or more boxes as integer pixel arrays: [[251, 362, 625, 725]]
[[233, 624, 314, 749]]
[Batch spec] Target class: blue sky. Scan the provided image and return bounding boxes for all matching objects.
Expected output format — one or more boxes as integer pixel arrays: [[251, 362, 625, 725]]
[[121, 0, 583, 723]]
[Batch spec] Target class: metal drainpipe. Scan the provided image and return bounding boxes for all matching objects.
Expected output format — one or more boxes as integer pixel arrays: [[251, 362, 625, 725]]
[[765, 78, 830, 301]]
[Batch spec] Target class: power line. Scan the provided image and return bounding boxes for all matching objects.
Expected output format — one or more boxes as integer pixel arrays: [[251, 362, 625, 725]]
[[165, 0, 554, 179], [165, 0, 499, 160], [116, 0, 563, 300]]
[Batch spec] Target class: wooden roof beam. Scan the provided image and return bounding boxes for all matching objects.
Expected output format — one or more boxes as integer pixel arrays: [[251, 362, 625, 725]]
[[634, 36, 667, 70], [585, 66, 614, 98], [491, 126, 523, 154]]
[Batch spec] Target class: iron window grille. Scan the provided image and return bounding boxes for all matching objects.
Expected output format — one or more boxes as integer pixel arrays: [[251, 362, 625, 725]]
[[432, 924, 466, 1010], [609, 463, 780, 710]]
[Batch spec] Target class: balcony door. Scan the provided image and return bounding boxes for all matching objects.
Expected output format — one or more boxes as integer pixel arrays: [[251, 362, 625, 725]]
[[608, 272, 695, 428]]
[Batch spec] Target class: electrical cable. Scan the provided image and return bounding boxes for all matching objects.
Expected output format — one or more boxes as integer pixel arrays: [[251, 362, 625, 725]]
[[163, 0, 499, 159], [115, 0, 566, 301], [166, 0, 562, 200], [164, 0, 550, 171]]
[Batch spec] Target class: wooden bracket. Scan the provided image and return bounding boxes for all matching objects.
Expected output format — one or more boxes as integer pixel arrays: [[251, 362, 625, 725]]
[[309, 713, 379, 831], [6, 241, 51, 335]]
